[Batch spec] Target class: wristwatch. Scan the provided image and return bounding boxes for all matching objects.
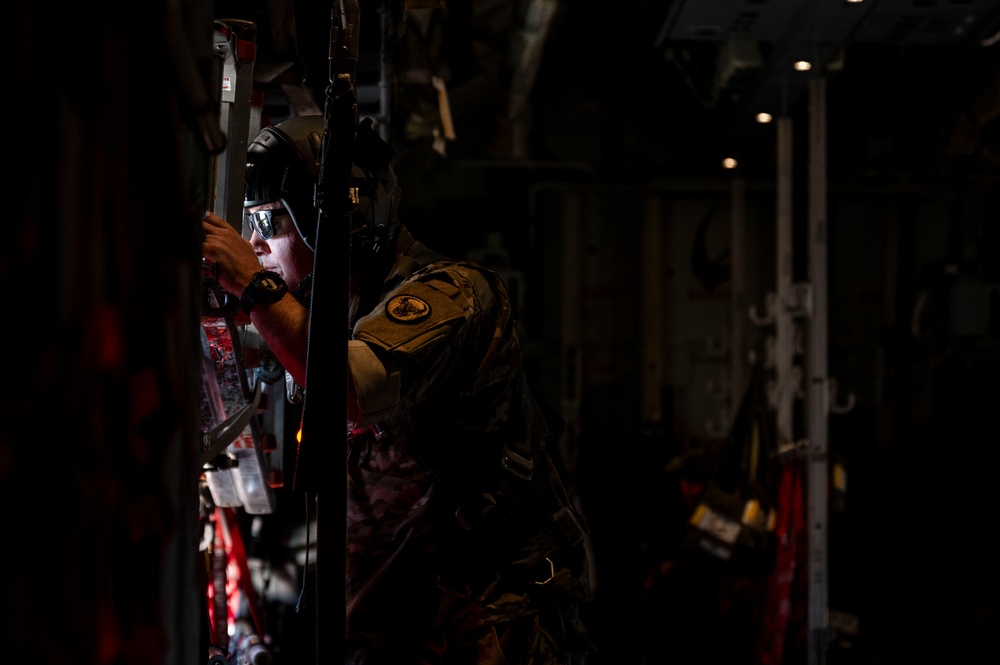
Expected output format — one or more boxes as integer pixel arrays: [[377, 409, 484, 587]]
[[239, 270, 288, 315]]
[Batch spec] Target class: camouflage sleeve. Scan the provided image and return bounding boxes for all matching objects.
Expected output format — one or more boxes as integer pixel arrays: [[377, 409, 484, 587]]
[[346, 340, 398, 422], [349, 265, 508, 423]]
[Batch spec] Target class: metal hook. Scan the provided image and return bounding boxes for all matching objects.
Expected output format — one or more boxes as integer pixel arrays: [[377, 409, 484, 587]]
[[828, 377, 856, 414]]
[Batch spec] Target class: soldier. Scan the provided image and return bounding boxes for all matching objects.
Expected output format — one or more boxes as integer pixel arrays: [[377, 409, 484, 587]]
[[202, 113, 595, 664]]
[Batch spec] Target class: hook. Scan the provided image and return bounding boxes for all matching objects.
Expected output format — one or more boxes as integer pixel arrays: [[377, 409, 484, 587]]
[[828, 377, 856, 414]]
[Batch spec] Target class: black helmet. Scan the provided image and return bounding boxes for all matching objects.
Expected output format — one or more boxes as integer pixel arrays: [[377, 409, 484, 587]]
[[244, 115, 401, 255]]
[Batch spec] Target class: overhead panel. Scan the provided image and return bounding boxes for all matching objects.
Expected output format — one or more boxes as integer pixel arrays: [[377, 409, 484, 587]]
[[656, 0, 1000, 119]]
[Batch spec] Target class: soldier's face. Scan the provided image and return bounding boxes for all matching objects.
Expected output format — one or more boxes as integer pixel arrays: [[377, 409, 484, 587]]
[[247, 203, 314, 292]]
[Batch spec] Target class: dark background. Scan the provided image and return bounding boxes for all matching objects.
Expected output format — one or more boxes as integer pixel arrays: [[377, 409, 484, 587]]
[[4, 1, 999, 664]]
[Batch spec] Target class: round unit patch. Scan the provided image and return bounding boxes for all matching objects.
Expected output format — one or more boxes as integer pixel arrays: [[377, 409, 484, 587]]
[[385, 294, 432, 323]]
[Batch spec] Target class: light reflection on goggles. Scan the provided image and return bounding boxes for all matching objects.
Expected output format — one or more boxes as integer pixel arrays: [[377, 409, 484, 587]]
[[246, 207, 289, 240]]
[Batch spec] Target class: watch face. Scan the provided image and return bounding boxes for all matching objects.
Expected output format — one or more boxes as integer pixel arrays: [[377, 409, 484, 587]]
[[240, 271, 288, 315], [257, 272, 284, 292]]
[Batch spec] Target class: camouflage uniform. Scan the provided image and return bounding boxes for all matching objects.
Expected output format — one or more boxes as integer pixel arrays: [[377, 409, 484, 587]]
[[347, 227, 594, 664]]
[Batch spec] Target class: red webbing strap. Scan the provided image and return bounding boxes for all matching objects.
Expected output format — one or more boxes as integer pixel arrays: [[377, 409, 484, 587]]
[[221, 506, 267, 640], [756, 455, 805, 664]]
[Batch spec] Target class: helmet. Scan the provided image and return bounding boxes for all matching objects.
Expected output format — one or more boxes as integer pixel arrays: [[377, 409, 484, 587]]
[[244, 115, 323, 250], [244, 115, 401, 255]]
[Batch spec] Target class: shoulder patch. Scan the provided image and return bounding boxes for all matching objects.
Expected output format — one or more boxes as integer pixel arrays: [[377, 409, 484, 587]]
[[385, 294, 432, 323], [353, 280, 468, 353]]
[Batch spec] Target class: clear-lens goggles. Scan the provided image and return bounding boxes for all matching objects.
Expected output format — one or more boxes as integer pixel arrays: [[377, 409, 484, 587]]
[[246, 207, 289, 240]]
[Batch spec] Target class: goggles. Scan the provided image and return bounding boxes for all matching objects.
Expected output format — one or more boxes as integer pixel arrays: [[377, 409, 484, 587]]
[[246, 207, 289, 240]]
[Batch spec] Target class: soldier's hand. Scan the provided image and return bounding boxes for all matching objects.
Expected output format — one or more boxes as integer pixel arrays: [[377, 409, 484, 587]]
[[202, 212, 262, 296]]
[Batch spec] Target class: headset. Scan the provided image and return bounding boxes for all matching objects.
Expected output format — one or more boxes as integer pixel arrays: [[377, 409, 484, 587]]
[[243, 115, 401, 256]]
